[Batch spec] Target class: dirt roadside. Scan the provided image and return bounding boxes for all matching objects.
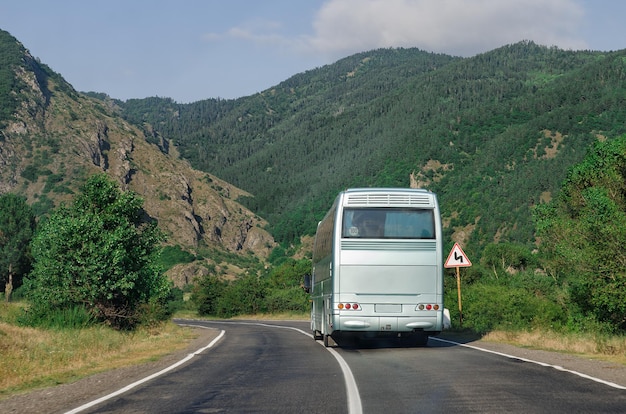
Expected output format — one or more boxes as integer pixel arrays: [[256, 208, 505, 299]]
[[1, 328, 624, 413]]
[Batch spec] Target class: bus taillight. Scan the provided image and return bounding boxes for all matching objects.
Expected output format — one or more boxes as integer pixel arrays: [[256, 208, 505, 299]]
[[417, 304, 440, 311], [338, 303, 360, 310]]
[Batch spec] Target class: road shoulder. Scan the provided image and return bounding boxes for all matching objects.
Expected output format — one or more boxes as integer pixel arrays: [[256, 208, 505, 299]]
[[0, 326, 220, 414], [436, 333, 626, 389]]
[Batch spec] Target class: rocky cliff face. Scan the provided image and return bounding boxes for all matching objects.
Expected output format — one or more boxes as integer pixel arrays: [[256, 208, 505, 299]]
[[0, 41, 275, 270]]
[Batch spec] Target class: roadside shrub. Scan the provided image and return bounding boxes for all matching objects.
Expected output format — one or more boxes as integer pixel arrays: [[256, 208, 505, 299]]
[[19, 305, 96, 330], [447, 282, 567, 333], [165, 287, 185, 315], [23, 174, 170, 330], [264, 286, 309, 313], [215, 275, 268, 318], [192, 274, 226, 316], [481, 242, 537, 277]]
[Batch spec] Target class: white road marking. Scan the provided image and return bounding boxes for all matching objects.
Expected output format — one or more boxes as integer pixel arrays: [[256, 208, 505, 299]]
[[431, 337, 626, 390], [323, 343, 364, 414], [64, 326, 225, 414], [206, 321, 363, 414], [66, 321, 363, 414]]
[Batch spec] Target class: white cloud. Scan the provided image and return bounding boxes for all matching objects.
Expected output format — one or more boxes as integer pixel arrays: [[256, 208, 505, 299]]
[[203, 18, 291, 47], [200, 0, 589, 64], [306, 0, 588, 58]]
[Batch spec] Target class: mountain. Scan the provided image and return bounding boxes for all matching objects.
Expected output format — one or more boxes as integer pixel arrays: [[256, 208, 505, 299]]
[[5, 24, 626, 264], [118, 42, 626, 258], [0, 29, 275, 280]]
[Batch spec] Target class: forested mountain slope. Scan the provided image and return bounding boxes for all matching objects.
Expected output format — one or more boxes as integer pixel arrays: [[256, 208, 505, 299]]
[[119, 42, 626, 258]]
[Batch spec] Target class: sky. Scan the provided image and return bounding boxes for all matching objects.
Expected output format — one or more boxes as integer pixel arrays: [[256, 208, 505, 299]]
[[1, 0, 624, 103]]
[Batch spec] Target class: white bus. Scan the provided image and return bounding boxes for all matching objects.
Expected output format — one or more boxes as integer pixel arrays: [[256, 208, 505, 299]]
[[307, 188, 445, 347]]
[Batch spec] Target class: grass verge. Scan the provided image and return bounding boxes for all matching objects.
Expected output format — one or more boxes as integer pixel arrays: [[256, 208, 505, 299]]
[[0, 303, 198, 399], [481, 329, 626, 365]]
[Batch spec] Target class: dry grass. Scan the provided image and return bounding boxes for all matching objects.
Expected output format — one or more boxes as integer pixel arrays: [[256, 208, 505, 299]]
[[0, 303, 198, 398], [483, 329, 626, 365]]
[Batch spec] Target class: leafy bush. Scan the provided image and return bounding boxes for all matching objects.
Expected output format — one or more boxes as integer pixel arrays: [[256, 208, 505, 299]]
[[481, 242, 537, 277], [264, 286, 309, 313], [445, 273, 567, 333], [463, 283, 566, 333], [0, 193, 36, 300], [23, 174, 171, 330], [191, 257, 311, 318], [215, 274, 268, 318], [164, 287, 185, 314], [19, 305, 96, 330], [192, 274, 226, 316]]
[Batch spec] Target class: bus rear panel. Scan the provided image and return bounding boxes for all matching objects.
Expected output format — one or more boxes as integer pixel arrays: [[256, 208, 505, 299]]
[[311, 188, 444, 346]]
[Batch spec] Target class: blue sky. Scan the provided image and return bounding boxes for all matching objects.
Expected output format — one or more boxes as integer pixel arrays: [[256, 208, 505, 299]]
[[1, 0, 624, 103]]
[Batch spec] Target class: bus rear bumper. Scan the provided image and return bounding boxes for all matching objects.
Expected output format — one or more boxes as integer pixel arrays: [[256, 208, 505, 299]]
[[343, 320, 371, 328], [405, 321, 436, 329], [337, 316, 440, 332]]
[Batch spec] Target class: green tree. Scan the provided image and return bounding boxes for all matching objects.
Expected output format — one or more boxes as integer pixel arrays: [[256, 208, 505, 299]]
[[24, 174, 171, 329], [265, 258, 311, 289], [192, 273, 226, 316], [215, 274, 268, 317], [481, 242, 536, 279], [0, 194, 36, 301], [263, 258, 310, 313], [535, 136, 626, 331]]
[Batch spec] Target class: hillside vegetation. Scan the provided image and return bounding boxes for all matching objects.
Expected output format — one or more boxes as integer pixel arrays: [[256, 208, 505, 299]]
[[118, 42, 626, 259]]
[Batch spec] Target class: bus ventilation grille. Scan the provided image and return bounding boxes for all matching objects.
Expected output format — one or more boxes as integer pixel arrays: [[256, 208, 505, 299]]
[[346, 194, 433, 207]]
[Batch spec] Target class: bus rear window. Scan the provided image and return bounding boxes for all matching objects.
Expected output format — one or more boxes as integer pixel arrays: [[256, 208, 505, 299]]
[[342, 208, 435, 239]]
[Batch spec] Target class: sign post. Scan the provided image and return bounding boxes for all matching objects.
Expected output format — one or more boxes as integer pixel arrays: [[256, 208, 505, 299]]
[[444, 243, 472, 327]]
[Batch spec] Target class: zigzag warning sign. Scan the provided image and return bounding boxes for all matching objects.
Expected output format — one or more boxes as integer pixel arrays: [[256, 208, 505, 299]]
[[444, 243, 472, 268]]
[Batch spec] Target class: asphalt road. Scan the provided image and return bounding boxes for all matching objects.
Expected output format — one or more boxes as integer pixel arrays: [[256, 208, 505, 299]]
[[75, 320, 626, 413]]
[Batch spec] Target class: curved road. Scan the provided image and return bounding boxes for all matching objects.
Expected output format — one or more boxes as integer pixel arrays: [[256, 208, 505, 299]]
[[71, 320, 626, 413]]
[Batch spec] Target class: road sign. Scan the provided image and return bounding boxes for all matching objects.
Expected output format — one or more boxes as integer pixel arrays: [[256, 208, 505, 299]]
[[444, 243, 472, 268]]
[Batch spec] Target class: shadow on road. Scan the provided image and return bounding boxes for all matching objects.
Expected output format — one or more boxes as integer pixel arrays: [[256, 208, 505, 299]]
[[329, 330, 483, 350]]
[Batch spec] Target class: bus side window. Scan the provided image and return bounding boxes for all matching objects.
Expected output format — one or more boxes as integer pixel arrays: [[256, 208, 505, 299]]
[[343, 211, 359, 237], [416, 211, 435, 239]]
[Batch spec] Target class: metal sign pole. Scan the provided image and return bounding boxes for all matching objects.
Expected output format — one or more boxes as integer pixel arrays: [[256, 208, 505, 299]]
[[456, 266, 463, 327], [445, 243, 471, 329]]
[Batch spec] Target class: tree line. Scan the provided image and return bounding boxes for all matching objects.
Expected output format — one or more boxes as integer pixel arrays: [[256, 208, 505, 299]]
[[0, 174, 309, 330], [3, 143, 626, 333], [442, 134, 626, 334]]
